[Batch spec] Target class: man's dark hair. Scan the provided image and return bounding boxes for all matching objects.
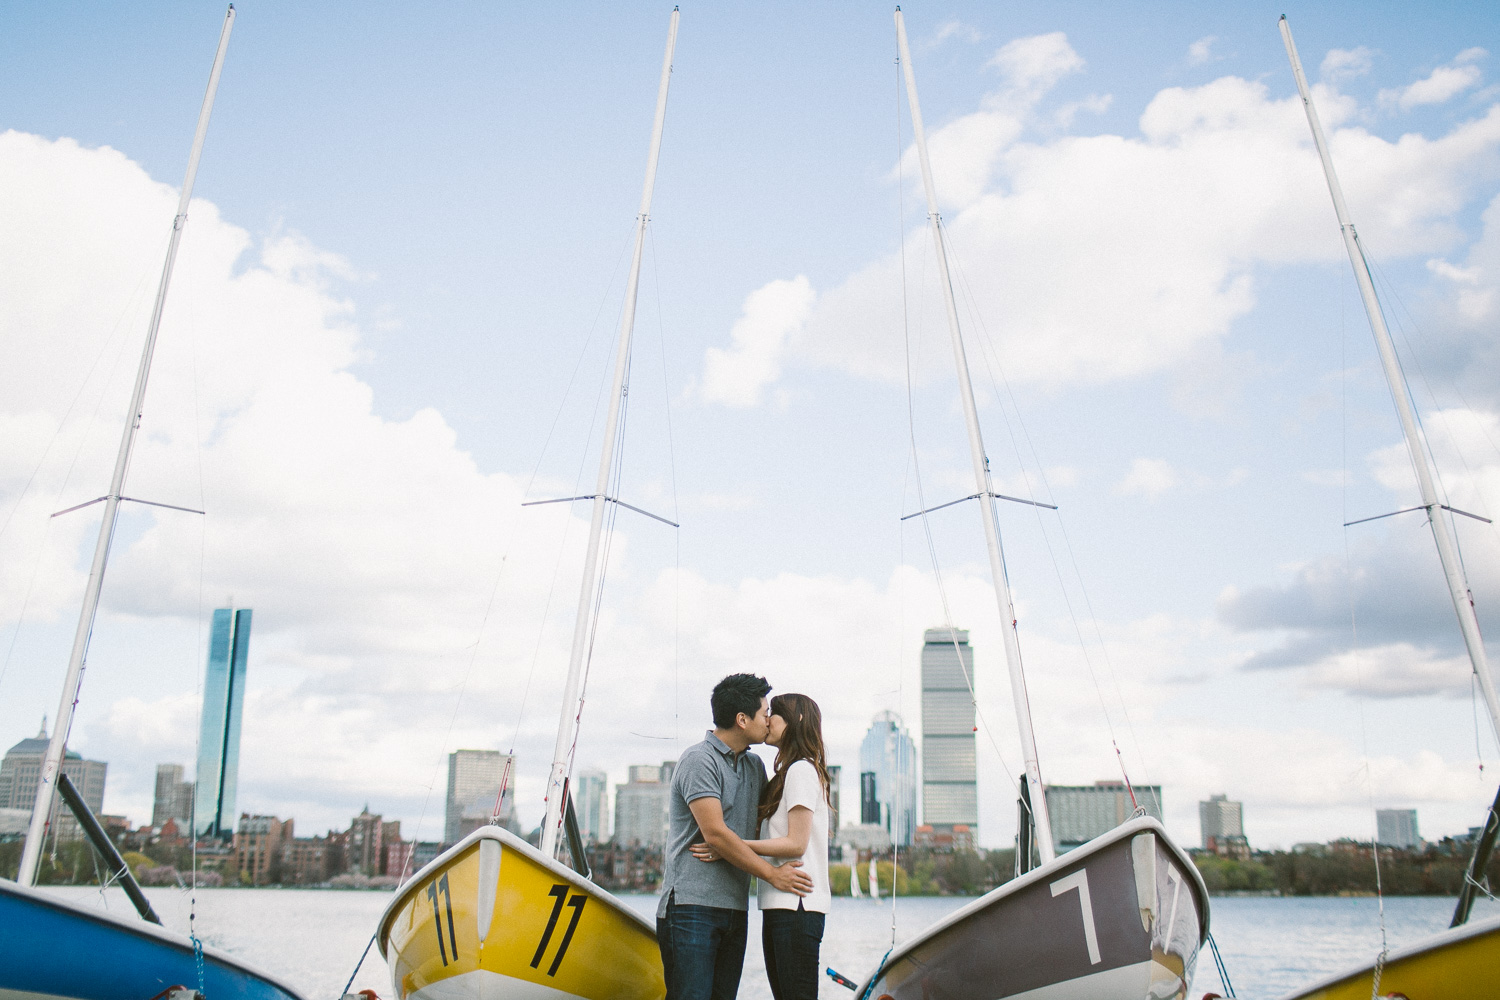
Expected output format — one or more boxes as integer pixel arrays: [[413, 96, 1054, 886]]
[[711, 673, 771, 729]]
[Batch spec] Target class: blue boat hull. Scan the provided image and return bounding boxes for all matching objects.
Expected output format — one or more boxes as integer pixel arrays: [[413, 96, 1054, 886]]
[[0, 879, 306, 1000]]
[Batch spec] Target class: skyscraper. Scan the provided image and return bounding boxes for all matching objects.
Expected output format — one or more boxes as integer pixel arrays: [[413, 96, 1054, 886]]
[[859, 711, 918, 846], [574, 767, 609, 844], [152, 763, 194, 829], [1199, 794, 1244, 849], [1376, 808, 1420, 848], [921, 628, 977, 839], [445, 749, 517, 844], [194, 607, 252, 839], [613, 763, 674, 847]]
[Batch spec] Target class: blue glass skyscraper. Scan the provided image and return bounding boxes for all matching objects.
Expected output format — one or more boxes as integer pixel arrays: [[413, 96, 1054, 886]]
[[194, 607, 251, 839], [859, 710, 918, 846]]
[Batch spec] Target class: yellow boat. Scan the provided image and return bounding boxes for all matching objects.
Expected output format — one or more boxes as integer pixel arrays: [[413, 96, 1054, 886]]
[[377, 825, 664, 1000], [1276, 912, 1500, 1000]]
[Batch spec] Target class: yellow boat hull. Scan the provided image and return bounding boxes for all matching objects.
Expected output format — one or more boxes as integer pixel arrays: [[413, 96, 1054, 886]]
[[1278, 913, 1500, 1000], [377, 827, 665, 1000]]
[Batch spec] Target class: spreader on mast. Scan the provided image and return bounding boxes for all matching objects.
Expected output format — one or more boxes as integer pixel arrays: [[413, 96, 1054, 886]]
[[18, 5, 236, 887], [1282, 15, 1500, 747], [539, 7, 680, 862], [894, 7, 1056, 864]]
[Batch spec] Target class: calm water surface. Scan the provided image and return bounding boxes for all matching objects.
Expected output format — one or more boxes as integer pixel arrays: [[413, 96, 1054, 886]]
[[43, 886, 1498, 999]]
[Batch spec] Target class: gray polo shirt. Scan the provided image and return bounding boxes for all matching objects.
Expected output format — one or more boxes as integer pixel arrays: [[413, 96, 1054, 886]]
[[656, 731, 767, 916]]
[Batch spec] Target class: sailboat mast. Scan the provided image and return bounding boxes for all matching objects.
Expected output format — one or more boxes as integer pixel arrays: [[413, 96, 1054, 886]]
[[1281, 16, 1500, 745], [540, 7, 680, 861], [18, 5, 237, 888], [894, 8, 1057, 864]]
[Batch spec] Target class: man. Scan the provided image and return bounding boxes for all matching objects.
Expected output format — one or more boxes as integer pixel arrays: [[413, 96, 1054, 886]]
[[658, 673, 814, 1000]]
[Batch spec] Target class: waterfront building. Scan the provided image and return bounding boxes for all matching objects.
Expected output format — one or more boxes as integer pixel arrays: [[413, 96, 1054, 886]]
[[281, 834, 332, 884], [913, 823, 976, 852], [826, 764, 841, 858], [575, 767, 609, 844], [921, 629, 977, 840], [1045, 780, 1163, 852], [1200, 793, 1249, 857], [614, 762, 674, 847], [234, 813, 291, 885], [0, 720, 106, 842], [152, 763, 194, 829], [347, 806, 386, 876], [444, 749, 517, 844], [860, 711, 918, 846], [194, 607, 252, 839], [1376, 808, 1421, 848], [411, 840, 443, 871]]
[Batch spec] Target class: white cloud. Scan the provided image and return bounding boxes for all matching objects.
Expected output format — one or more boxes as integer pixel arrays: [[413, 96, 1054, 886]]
[[1116, 458, 1179, 498], [987, 32, 1085, 103], [1187, 36, 1217, 67], [1380, 49, 1487, 110], [931, 20, 982, 48], [1299, 643, 1474, 699], [697, 276, 813, 408], [1320, 47, 1375, 83], [777, 72, 1500, 395]]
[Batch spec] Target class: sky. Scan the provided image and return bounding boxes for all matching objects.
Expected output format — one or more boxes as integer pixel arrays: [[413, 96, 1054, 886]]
[[3, 1, 1500, 855]]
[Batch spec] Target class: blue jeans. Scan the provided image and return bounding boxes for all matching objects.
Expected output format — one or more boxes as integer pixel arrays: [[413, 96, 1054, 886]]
[[657, 896, 749, 1000], [761, 906, 825, 1000]]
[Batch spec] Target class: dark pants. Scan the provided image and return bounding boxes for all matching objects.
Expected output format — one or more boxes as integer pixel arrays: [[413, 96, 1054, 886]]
[[761, 905, 825, 1000], [657, 897, 749, 1000]]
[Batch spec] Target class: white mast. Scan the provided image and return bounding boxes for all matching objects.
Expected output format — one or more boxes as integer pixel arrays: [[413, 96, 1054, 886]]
[[540, 7, 680, 861], [1281, 16, 1500, 744], [19, 5, 237, 887], [894, 8, 1056, 864]]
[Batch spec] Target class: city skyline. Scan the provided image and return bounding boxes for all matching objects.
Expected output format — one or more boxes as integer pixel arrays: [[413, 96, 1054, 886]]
[[859, 709, 919, 846], [1, 4, 1498, 850]]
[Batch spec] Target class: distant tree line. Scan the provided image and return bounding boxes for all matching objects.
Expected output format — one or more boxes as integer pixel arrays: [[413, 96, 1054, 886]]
[[1196, 840, 1498, 897]]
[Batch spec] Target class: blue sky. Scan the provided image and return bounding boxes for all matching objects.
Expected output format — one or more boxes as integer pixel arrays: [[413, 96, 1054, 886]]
[[3, 2, 1500, 853]]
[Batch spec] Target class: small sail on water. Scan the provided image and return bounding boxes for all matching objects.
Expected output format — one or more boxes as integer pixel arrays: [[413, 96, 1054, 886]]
[[1274, 16, 1500, 998], [849, 12, 1210, 1000], [869, 856, 881, 901], [0, 8, 308, 1000], [375, 10, 682, 1000]]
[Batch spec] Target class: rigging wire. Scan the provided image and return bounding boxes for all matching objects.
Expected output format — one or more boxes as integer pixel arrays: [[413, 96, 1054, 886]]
[[1338, 267, 1390, 997], [648, 224, 684, 747], [0, 273, 155, 695], [899, 203, 1025, 800], [944, 230, 1150, 797]]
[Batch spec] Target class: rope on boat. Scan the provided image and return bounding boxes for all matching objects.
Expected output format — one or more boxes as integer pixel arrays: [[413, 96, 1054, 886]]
[[340, 931, 379, 998], [1206, 932, 1235, 997]]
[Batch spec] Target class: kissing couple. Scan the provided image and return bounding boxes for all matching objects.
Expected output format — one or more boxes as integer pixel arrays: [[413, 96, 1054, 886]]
[[656, 673, 832, 1000]]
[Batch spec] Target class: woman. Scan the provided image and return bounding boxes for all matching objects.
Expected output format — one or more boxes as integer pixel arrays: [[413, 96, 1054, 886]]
[[692, 692, 831, 1000]]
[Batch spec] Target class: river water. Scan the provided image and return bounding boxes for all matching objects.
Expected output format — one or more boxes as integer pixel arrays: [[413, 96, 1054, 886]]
[[41, 886, 1498, 999]]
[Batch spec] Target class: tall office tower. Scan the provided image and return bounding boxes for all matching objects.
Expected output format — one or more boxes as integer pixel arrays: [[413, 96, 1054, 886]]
[[1376, 808, 1420, 848], [826, 764, 841, 854], [1199, 793, 1244, 849], [921, 629, 978, 839], [575, 767, 609, 844], [1045, 781, 1163, 852], [152, 763, 194, 829], [859, 710, 919, 846], [194, 607, 252, 839], [0, 721, 107, 841], [860, 772, 880, 823], [445, 749, 517, 844], [613, 763, 673, 847]]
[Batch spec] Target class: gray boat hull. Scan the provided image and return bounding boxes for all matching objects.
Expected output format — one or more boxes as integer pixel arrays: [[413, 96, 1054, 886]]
[[859, 818, 1208, 1000]]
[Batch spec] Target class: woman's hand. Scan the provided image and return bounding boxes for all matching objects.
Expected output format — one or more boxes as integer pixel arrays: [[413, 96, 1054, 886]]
[[689, 841, 718, 862]]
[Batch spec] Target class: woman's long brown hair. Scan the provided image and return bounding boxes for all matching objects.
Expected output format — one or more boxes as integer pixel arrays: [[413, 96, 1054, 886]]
[[758, 693, 830, 825]]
